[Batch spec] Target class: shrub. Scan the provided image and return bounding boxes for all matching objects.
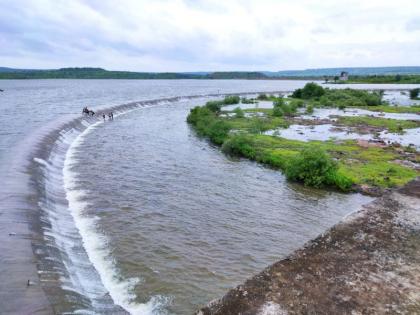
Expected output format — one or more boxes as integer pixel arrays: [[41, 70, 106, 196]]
[[338, 104, 346, 110], [233, 107, 244, 118], [291, 89, 302, 98], [224, 95, 240, 105], [292, 83, 325, 99], [410, 88, 420, 99], [241, 97, 255, 104], [205, 100, 224, 113], [221, 134, 256, 159], [187, 105, 231, 144], [273, 97, 296, 117], [319, 95, 334, 107], [249, 118, 266, 134], [187, 106, 213, 124], [365, 93, 382, 106], [285, 146, 340, 188], [289, 99, 304, 108], [273, 97, 285, 107], [206, 120, 231, 144], [305, 105, 314, 114], [257, 93, 268, 100], [297, 87, 382, 107], [328, 170, 354, 191], [272, 106, 284, 117]]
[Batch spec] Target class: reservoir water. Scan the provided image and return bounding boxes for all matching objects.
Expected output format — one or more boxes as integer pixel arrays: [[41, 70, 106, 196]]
[[2, 80, 416, 314]]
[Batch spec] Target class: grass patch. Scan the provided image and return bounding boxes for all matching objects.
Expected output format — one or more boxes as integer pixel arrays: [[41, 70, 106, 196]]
[[361, 105, 420, 114], [227, 116, 289, 133], [337, 116, 420, 133]]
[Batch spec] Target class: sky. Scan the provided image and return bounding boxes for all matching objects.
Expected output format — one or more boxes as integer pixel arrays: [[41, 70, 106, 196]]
[[0, 0, 419, 72]]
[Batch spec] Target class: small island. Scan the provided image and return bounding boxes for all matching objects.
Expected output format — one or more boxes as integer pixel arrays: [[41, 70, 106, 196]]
[[187, 83, 420, 195]]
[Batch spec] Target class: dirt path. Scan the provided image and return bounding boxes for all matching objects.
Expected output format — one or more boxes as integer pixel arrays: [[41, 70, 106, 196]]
[[197, 179, 420, 315]]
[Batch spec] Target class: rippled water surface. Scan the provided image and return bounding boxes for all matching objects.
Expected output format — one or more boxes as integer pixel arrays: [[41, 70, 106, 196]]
[[72, 99, 371, 314], [4, 80, 417, 314]]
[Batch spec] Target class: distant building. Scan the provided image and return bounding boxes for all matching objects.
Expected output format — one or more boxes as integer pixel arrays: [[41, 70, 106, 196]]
[[339, 71, 349, 81]]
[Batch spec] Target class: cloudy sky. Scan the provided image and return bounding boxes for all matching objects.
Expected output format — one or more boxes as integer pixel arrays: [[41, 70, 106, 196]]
[[0, 0, 419, 71]]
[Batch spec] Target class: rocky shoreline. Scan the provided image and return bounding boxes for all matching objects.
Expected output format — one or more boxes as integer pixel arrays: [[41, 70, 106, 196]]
[[197, 178, 420, 315]]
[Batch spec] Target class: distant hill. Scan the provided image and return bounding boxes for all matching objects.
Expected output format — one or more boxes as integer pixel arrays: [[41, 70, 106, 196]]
[[0, 67, 39, 73], [0, 67, 201, 79], [265, 66, 420, 77], [0, 67, 271, 80], [205, 71, 268, 79], [1, 66, 420, 79]]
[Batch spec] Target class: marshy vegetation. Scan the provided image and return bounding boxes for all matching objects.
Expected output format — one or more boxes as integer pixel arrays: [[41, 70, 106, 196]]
[[337, 74, 420, 84], [187, 84, 420, 193]]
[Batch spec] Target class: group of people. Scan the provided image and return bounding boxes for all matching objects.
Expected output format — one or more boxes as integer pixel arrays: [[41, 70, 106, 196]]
[[102, 112, 114, 121], [82, 107, 95, 116], [82, 106, 114, 121]]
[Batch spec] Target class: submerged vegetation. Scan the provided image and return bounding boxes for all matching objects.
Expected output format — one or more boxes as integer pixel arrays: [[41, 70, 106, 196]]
[[187, 83, 419, 192]]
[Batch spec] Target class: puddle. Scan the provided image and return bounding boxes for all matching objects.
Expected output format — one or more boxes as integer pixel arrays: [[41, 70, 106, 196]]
[[223, 100, 273, 111], [219, 113, 236, 118], [245, 112, 266, 117], [301, 108, 419, 121], [383, 90, 420, 106], [379, 128, 420, 149], [264, 124, 374, 142], [265, 124, 420, 151]]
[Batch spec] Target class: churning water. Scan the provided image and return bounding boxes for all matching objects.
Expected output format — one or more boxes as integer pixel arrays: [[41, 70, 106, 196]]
[[2, 79, 411, 314]]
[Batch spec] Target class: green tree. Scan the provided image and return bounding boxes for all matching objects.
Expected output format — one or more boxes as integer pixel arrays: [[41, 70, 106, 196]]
[[409, 88, 420, 99], [233, 107, 244, 118], [205, 100, 224, 113], [291, 83, 325, 99]]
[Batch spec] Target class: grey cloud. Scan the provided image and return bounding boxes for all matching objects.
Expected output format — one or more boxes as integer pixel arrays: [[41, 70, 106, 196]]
[[0, 0, 419, 71]]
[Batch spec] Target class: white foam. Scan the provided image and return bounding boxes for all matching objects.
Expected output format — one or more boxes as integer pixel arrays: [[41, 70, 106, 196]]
[[63, 114, 168, 314], [34, 157, 49, 166]]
